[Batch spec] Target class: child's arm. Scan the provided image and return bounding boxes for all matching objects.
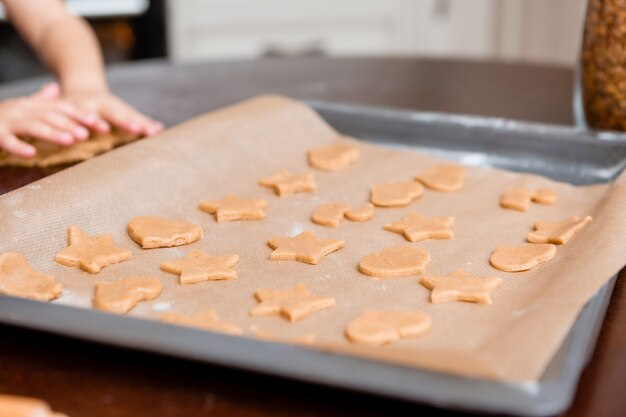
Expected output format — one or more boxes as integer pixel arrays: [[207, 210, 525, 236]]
[[3, 0, 163, 136]]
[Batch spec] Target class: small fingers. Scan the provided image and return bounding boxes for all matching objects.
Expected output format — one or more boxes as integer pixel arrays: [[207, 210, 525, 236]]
[[55, 101, 100, 130], [41, 112, 90, 141], [0, 129, 36, 158], [102, 100, 162, 136], [17, 121, 74, 146]]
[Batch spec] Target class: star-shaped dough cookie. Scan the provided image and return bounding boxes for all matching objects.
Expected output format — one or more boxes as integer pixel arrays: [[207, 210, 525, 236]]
[[93, 276, 161, 314], [311, 203, 351, 227], [527, 215, 592, 244], [500, 187, 558, 212], [370, 181, 423, 207], [160, 310, 242, 335], [384, 213, 455, 242], [490, 243, 556, 272], [0, 252, 63, 301], [420, 269, 503, 304], [128, 216, 203, 249], [55, 226, 133, 273], [259, 170, 315, 197], [161, 249, 239, 285], [199, 195, 268, 222], [250, 283, 336, 322], [267, 231, 345, 264], [345, 310, 431, 346], [307, 142, 360, 171], [415, 164, 465, 192]]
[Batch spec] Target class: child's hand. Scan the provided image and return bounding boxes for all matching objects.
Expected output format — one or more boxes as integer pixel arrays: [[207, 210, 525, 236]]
[[66, 88, 163, 137], [0, 83, 97, 158]]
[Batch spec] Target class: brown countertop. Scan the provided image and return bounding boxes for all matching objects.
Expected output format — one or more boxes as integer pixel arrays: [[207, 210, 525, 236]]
[[1, 57, 624, 417]]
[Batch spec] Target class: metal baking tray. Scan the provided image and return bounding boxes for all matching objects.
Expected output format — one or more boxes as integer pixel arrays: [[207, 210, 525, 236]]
[[2, 100, 625, 416]]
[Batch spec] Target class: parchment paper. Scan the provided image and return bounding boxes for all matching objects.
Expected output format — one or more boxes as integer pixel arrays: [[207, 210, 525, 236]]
[[2, 95, 626, 382]]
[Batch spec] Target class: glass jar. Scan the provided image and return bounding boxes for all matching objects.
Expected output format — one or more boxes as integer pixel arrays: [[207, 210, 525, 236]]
[[580, 0, 626, 131]]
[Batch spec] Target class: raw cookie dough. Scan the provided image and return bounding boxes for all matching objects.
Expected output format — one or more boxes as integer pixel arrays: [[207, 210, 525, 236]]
[[384, 213, 455, 242], [370, 181, 423, 207], [250, 283, 335, 322], [128, 216, 202, 249], [420, 269, 503, 304], [198, 195, 267, 222], [0, 252, 62, 301], [359, 246, 431, 278], [93, 276, 161, 314], [490, 243, 557, 272], [161, 249, 239, 284], [415, 164, 465, 192], [255, 331, 316, 345], [307, 143, 359, 171], [0, 394, 68, 417], [311, 203, 350, 227], [55, 226, 132, 273], [267, 231, 345, 264], [500, 187, 558, 212], [258, 170, 315, 197], [0, 132, 139, 168], [345, 203, 374, 222], [160, 310, 242, 335], [345, 310, 431, 346], [527, 215, 593, 244]]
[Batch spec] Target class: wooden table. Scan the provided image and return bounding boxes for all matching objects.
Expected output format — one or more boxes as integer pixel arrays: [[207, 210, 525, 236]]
[[1, 58, 624, 416]]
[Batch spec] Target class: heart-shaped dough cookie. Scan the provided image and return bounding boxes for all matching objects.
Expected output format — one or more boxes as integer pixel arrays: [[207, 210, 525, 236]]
[[359, 246, 431, 277], [490, 243, 557, 272], [128, 216, 202, 249], [345, 310, 431, 346]]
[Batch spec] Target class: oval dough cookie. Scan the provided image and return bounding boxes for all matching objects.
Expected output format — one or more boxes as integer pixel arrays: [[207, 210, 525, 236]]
[[490, 243, 557, 272], [0, 252, 62, 301], [370, 181, 423, 207], [308, 143, 359, 171], [359, 246, 431, 278], [128, 216, 202, 249], [93, 276, 161, 314], [415, 164, 465, 192], [345, 310, 431, 346]]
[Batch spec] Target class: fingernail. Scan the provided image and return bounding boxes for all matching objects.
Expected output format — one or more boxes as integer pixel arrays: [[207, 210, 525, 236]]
[[75, 127, 89, 140], [21, 145, 37, 158], [84, 114, 97, 124], [59, 132, 73, 144]]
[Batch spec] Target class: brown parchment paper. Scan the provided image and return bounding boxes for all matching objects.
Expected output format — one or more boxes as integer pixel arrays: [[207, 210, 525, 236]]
[[2, 95, 626, 382]]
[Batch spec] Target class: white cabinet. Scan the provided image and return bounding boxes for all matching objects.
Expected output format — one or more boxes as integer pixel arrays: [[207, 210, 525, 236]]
[[166, 0, 587, 65], [166, 0, 496, 62]]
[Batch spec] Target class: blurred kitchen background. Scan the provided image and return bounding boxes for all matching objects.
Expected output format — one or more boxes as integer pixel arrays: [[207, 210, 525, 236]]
[[0, 0, 586, 83]]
